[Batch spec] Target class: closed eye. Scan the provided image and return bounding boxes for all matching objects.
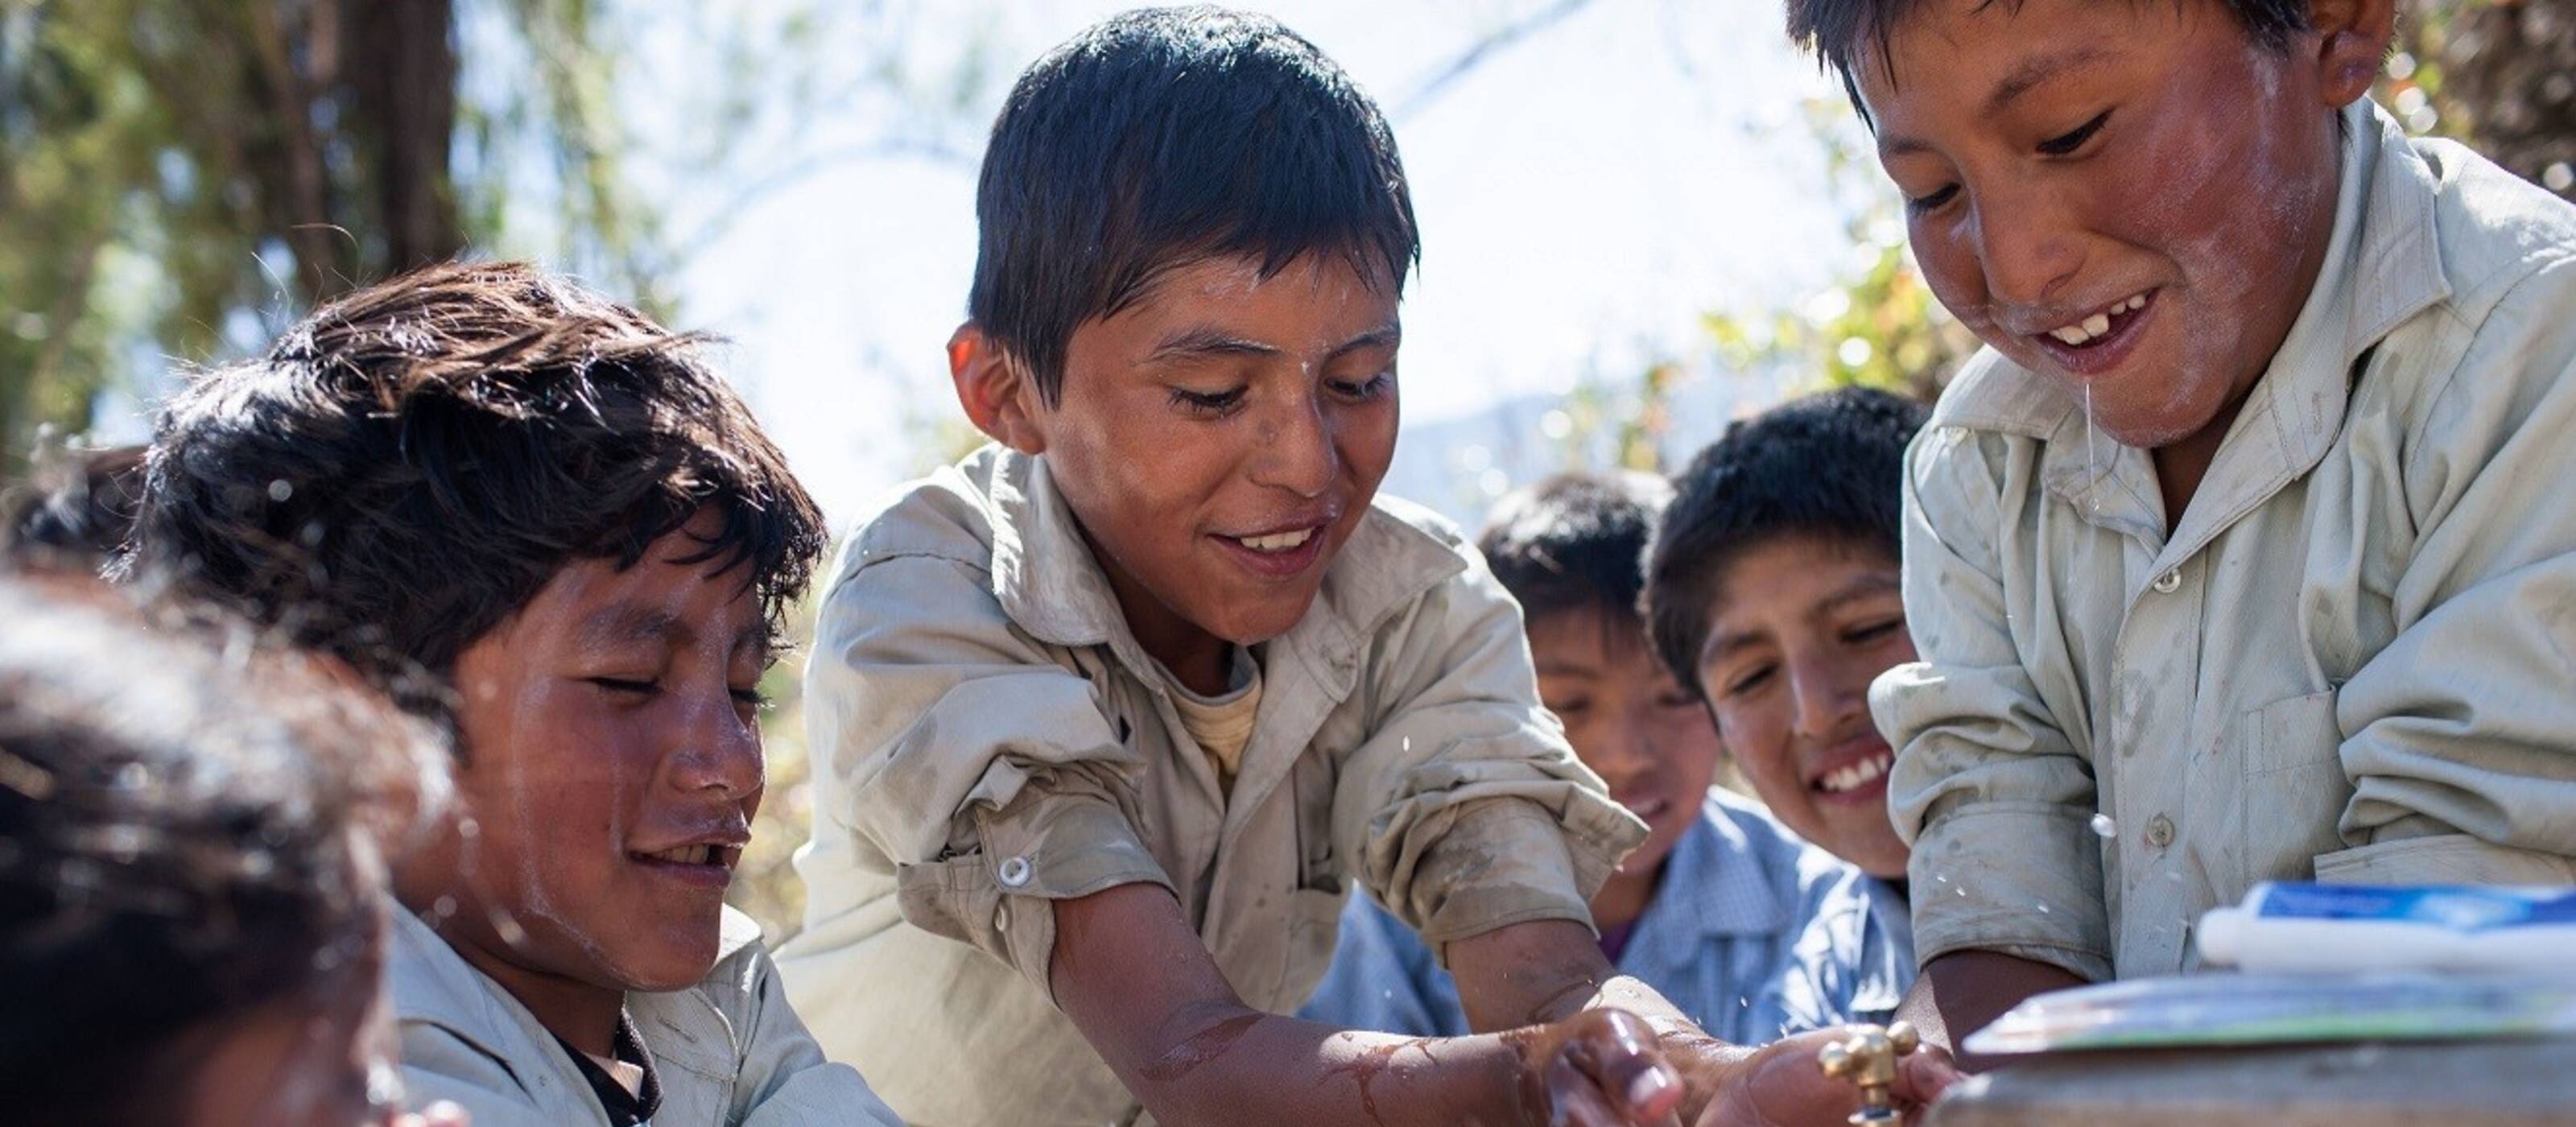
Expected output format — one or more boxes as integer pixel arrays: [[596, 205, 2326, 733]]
[[1169, 386, 1246, 416], [589, 677, 658, 696], [2037, 110, 2111, 156], [1905, 184, 1959, 214]]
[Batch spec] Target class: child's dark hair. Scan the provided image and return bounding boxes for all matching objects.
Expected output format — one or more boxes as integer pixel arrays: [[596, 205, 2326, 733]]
[[0, 576, 442, 1125], [119, 260, 827, 727], [1787, 0, 2310, 121], [3, 444, 144, 573], [1645, 386, 1928, 693], [1479, 471, 1673, 630], [968, 5, 1418, 404]]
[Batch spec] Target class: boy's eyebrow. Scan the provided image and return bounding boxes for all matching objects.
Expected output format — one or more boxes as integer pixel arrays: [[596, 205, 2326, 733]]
[[1533, 657, 1604, 678], [576, 601, 765, 656], [1984, 45, 2112, 117], [1876, 45, 2116, 161], [1143, 322, 1402, 365], [1696, 572, 1904, 665]]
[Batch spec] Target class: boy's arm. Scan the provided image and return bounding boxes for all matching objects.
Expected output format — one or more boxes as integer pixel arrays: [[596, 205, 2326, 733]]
[[1872, 423, 2112, 1017], [2318, 262, 2576, 886], [1897, 952, 2087, 1071], [1051, 881, 1687, 1127]]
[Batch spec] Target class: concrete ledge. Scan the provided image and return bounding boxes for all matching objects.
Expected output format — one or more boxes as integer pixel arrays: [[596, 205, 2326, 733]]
[[1925, 1038, 2576, 1127]]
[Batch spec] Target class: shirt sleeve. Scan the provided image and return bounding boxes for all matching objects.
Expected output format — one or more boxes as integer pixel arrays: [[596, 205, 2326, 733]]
[[2319, 258, 2576, 886], [394, 1030, 562, 1127], [721, 937, 907, 1127], [1292, 894, 1470, 1038], [1331, 553, 1648, 955], [1872, 424, 2113, 982], [806, 550, 1172, 997]]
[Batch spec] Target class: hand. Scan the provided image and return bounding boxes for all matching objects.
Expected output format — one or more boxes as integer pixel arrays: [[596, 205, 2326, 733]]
[[1695, 1027, 1959, 1127], [1517, 1008, 1688, 1126]]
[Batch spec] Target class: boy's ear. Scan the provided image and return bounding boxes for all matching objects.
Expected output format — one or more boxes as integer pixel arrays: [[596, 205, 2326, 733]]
[[948, 323, 1046, 456], [2307, 0, 2398, 109]]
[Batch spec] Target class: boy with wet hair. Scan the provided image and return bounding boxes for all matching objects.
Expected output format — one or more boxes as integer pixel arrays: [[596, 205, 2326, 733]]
[[1788, 0, 2576, 1053], [1301, 470, 1912, 1045], [0, 573, 459, 1127], [779, 8, 1952, 1126], [1643, 387, 1930, 888], [122, 261, 901, 1126]]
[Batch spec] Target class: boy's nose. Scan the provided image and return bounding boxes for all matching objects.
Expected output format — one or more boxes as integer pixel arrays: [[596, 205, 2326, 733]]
[[671, 708, 762, 798], [1249, 395, 1339, 497], [1970, 192, 2083, 311], [1787, 656, 1860, 739]]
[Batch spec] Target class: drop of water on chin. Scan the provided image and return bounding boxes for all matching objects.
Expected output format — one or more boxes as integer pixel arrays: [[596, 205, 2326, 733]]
[[2083, 384, 2103, 516]]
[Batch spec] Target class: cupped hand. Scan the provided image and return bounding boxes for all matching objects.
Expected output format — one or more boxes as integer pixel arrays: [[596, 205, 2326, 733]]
[[1695, 1027, 1960, 1127], [1517, 1008, 1688, 1127]]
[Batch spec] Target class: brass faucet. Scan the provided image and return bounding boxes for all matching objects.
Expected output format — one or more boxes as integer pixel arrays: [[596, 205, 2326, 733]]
[[1818, 1022, 1920, 1126]]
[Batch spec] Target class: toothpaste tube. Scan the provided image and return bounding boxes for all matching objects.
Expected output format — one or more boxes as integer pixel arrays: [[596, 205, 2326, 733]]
[[2196, 882, 2576, 973]]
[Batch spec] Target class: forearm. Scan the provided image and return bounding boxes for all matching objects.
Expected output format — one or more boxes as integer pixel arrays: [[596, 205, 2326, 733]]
[[1915, 950, 2087, 1071], [1119, 1001, 1546, 1127], [1451, 919, 1734, 1117]]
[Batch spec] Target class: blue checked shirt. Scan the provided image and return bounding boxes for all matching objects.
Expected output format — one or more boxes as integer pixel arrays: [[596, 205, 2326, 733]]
[[1298, 787, 1913, 1044]]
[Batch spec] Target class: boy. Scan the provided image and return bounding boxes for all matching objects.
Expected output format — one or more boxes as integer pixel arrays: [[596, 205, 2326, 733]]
[[779, 8, 1951, 1126], [1299, 469, 1913, 1044], [1643, 387, 1930, 890], [1789, 0, 2576, 1051], [121, 262, 901, 1126], [0, 573, 461, 1127]]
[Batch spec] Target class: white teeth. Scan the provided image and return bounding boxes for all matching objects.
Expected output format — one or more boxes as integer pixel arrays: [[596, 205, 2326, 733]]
[[2046, 294, 2149, 347], [1236, 527, 1316, 553], [1818, 753, 1895, 794], [644, 844, 731, 866]]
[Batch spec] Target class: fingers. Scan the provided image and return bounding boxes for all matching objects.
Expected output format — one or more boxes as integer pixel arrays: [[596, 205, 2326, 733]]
[[1554, 1009, 1686, 1125], [1896, 1046, 1963, 1105]]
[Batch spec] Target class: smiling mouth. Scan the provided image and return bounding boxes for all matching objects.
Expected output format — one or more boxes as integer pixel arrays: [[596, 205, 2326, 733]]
[[1231, 526, 1317, 554], [2035, 291, 2152, 349], [1813, 750, 1893, 795], [631, 844, 742, 869]]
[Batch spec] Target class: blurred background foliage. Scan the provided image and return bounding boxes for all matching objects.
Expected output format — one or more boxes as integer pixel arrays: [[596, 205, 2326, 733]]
[[5, 0, 2574, 939]]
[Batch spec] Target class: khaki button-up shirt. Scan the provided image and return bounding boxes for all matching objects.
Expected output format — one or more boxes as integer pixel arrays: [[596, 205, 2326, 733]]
[[391, 906, 901, 1127], [1876, 102, 2576, 984], [777, 447, 1643, 1125]]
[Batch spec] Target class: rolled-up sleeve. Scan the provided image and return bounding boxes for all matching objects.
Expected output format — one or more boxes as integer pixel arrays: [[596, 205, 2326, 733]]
[[1875, 426, 2111, 982], [1331, 554, 1648, 954], [807, 550, 1171, 995], [2322, 262, 2576, 886]]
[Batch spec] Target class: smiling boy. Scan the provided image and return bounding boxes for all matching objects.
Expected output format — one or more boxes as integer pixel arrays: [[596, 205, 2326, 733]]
[[1645, 388, 1929, 890], [122, 262, 900, 1126], [1787, 0, 2576, 1049], [1301, 470, 1912, 1046], [778, 8, 1951, 1126]]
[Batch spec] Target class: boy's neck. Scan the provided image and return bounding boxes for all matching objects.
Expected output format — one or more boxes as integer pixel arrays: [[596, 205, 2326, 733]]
[[397, 875, 627, 1059], [2149, 395, 2244, 528], [1587, 858, 1666, 935], [1085, 531, 1234, 696]]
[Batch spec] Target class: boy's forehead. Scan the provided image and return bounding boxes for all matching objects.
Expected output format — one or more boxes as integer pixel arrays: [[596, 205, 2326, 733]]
[[1852, 0, 2166, 130], [1085, 252, 1402, 363]]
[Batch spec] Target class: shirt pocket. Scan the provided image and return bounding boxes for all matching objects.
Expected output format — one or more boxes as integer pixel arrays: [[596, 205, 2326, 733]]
[[2233, 690, 2355, 888]]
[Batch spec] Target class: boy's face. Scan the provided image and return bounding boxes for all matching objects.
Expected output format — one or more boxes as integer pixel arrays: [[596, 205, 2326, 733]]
[[1024, 253, 1401, 650], [1530, 608, 1724, 881], [1860, 0, 2355, 449], [428, 509, 769, 994], [1692, 535, 1913, 878]]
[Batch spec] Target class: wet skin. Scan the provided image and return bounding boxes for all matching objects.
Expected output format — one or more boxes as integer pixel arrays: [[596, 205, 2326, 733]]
[[1526, 609, 1724, 930], [954, 258, 1959, 1122], [1692, 537, 1914, 880], [395, 510, 770, 1058], [1854, 0, 2397, 1055], [950, 252, 1400, 695], [1863, 0, 2392, 518]]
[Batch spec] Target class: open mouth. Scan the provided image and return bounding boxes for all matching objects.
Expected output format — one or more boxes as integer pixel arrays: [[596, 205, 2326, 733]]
[[1214, 521, 1331, 580], [630, 843, 743, 874], [1232, 526, 1316, 554], [2029, 289, 2157, 376], [1810, 749, 1893, 797], [1620, 794, 1673, 824]]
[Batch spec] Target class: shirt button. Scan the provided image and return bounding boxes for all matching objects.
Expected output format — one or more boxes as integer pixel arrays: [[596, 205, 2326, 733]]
[[2152, 569, 2182, 594], [2145, 815, 2175, 848], [997, 855, 1033, 888]]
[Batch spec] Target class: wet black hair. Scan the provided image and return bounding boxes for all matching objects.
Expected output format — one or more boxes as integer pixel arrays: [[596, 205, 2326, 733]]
[[968, 5, 1419, 405], [0, 576, 441, 1125], [1479, 471, 1674, 631], [1786, 0, 2312, 124], [118, 260, 828, 729], [1644, 386, 1929, 694]]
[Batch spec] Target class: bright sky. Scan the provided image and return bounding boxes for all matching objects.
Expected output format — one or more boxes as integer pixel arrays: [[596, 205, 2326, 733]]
[[642, 0, 1871, 527]]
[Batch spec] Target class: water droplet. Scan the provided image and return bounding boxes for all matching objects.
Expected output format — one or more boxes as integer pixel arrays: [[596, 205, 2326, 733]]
[[266, 479, 293, 502], [432, 895, 457, 919], [114, 762, 150, 790], [456, 817, 480, 840], [2546, 163, 2574, 194], [2090, 813, 2118, 838], [2037, 903, 2051, 914], [2083, 384, 2103, 516]]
